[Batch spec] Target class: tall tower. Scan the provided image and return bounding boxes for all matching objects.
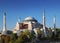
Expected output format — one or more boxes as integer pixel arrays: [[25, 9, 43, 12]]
[[43, 9, 47, 37], [18, 16, 20, 23], [54, 16, 56, 35], [16, 17, 20, 31], [3, 12, 6, 32]]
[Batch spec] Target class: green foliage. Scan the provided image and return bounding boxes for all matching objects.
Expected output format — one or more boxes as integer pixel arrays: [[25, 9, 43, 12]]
[[13, 30, 34, 43], [37, 29, 41, 40], [1, 39, 5, 43], [23, 30, 34, 39], [9, 33, 18, 43], [37, 29, 41, 35]]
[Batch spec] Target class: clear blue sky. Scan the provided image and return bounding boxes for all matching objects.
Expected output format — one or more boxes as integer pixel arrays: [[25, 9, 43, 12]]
[[0, 0, 60, 30]]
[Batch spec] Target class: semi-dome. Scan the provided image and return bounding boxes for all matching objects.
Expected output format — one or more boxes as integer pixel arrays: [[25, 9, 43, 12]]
[[24, 16, 37, 22]]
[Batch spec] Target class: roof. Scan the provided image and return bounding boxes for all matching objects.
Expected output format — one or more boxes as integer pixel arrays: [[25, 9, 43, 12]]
[[24, 16, 37, 22]]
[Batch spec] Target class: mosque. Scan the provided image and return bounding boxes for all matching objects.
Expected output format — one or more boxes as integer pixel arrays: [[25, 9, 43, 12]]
[[0, 10, 56, 37], [12, 10, 53, 37]]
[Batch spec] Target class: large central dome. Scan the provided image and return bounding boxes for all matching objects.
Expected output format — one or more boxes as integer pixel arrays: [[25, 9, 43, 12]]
[[24, 16, 37, 22]]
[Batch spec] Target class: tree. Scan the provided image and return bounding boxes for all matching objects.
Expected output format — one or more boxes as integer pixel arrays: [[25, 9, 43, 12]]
[[1, 39, 5, 43], [37, 29, 41, 40], [9, 30, 34, 43], [9, 33, 18, 43], [15, 29, 34, 43]]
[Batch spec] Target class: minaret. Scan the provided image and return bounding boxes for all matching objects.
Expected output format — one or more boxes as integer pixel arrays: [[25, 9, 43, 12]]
[[43, 9, 47, 37], [54, 16, 56, 35], [3, 12, 6, 32], [16, 17, 20, 31], [18, 16, 20, 23]]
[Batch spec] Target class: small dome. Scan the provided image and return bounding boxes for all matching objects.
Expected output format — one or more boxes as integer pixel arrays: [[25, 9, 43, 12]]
[[24, 16, 37, 22]]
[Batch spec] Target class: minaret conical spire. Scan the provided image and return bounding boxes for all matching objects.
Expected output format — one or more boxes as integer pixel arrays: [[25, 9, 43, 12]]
[[3, 12, 6, 32], [43, 9, 45, 26], [54, 16, 56, 35], [43, 9, 47, 37]]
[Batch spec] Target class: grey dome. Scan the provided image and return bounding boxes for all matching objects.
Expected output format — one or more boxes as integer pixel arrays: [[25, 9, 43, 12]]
[[24, 16, 37, 22]]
